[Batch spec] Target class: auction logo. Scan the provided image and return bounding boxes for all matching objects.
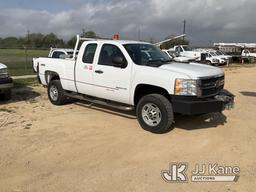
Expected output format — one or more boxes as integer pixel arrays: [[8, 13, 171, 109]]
[[161, 163, 240, 183], [161, 163, 188, 183]]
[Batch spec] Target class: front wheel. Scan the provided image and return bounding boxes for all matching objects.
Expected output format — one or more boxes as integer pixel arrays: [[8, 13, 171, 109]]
[[136, 94, 174, 134]]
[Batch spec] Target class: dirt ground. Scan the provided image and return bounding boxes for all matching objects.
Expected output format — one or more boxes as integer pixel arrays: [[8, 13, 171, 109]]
[[0, 66, 255, 192]]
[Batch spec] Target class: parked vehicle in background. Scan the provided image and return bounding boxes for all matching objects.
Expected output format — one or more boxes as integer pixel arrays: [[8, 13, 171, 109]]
[[194, 49, 227, 65], [169, 45, 201, 61], [0, 63, 13, 100], [33, 48, 77, 73], [207, 51, 227, 65], [199, 52, 219, 65], [216, 50, 232, 60], [242, 49, 256, 58], [48, 48, 77, 59], [162, 50, 195, 63], [36, 35, 234, 133]]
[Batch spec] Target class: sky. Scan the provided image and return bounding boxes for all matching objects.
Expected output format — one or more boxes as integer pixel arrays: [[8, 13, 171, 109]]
[[0, 0, 256, 46]]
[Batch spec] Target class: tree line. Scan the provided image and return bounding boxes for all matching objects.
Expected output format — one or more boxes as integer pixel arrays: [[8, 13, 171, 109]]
[[0, 30, 189, 50], [0, 31, 97, 49]]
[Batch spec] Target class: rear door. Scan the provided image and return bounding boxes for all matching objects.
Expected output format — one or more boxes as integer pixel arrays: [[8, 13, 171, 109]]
[[75, 43, 98, 96], [92, 43, 131, 104]]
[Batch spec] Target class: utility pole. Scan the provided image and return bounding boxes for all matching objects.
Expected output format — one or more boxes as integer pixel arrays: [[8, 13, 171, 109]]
[[25, 30, 30, 72], [27, 30, 30, 41], [138, 25, 141, 41], [182, 20, 186, 43], [82, 28, 86, 37]]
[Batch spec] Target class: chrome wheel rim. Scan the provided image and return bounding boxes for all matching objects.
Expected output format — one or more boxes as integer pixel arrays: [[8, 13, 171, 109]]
[[49, 85, 58, 101], [141, 103, 162, 126]]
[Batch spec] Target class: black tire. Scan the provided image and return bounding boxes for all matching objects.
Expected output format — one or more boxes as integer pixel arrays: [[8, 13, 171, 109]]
[[47, 80, 68, 105], [136, 94, 174, 134], [206, 61, 212, 65], [4, 90, 12, 100]]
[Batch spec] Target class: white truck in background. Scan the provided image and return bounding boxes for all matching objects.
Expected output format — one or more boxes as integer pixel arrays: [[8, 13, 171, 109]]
[[170, 45, 201, 61], [203, 51, 227, 65], [171, 46, 228, 65], [0, 63, 13, 100], [33, 48, 76, 73], [216, 50, 232, 61], [35, 35, 234, 134], [162, 49, 195, 63], [242, 49, 256, 58]]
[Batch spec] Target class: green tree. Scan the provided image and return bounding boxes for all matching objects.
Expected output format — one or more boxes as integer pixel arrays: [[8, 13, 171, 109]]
[[81, 30, 97, 38], [67, 36, 77, 48], [0, 37, 19, 48]]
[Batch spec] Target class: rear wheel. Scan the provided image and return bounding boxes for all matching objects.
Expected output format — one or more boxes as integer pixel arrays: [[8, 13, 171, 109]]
[[4, 90, 12, 100], [0, 90, 11, 101], [48, 80, 68, 105], [206, 61, 212, 65], [136, 94, 174, 134]]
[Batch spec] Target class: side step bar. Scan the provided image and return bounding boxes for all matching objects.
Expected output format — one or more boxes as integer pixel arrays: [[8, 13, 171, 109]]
[[65, 92, 134, 111]]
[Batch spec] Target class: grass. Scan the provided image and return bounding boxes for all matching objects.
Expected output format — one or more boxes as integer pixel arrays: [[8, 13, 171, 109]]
[[14, 78, 39, 88], [0, 49, 48, 76]]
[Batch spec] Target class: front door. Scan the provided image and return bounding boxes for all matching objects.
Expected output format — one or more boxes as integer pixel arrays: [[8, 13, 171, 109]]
[[92, 43, 131, 104]]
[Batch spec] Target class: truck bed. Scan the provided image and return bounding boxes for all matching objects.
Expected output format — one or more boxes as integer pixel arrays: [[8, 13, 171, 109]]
[[38, 57, 77, 92]]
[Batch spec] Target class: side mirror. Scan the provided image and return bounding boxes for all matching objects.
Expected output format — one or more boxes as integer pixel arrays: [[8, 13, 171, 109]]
[[112, 56, 127, 68]]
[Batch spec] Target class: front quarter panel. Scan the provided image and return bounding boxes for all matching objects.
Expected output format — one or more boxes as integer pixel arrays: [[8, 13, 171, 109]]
[[130, 65, 189, 105]]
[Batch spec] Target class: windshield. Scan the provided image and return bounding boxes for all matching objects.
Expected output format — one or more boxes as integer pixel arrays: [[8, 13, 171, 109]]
[[216, 51, 223, 56], [183, 46, 191, 51], [124, 44, 171, 66], [210, 52, 217, 56], [167, 51, 176, 57]]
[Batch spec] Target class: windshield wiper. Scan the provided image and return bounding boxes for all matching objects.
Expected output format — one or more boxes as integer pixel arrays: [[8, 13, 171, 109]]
[[140, 59, 172, 67]]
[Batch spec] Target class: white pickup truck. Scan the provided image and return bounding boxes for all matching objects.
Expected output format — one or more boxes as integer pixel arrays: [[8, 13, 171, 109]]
[[162, 50, 195, 63], [170, 45, 201, 61], [0, 63, 13, 100], [33, 48, 75, 73], [241, 49, 256, 58], [36, 36, 234, 133]]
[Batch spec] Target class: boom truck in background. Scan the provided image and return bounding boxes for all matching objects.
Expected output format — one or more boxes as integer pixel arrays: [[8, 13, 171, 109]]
[[35, 35, 234, 133]]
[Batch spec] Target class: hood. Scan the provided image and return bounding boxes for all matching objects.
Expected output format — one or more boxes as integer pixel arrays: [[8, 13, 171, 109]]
[[0, 63, 7, 69], [159, 62, 224, 79]]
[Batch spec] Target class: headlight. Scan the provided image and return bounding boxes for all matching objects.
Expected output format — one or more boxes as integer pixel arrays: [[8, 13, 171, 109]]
[[0, 68, 9, 78], [175, 79, 198, 96]]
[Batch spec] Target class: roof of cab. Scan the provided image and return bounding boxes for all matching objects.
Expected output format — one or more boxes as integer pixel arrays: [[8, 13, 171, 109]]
[[82, 39, 151, 45]]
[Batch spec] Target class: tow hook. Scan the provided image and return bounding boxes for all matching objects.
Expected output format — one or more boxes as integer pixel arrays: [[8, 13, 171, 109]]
[[215, 90, 235, 110]]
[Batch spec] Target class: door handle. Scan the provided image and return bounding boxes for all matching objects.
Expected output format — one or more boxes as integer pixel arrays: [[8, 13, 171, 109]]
[[95, 70, 104, 74]]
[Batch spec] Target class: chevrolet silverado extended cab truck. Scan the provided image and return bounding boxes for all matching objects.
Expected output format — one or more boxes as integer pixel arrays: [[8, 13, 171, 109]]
[[0, 63, 13, 100], [36, 35, 234, 133]]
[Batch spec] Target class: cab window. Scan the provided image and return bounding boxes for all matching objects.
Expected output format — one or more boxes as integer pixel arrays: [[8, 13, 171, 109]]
[[98, 44, 127, 67]]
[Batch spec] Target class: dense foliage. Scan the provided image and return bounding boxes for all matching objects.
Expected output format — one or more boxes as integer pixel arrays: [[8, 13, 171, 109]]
[[0, 31, 97, 49]]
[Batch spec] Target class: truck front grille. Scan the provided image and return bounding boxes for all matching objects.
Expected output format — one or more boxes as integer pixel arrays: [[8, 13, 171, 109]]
[[199, 75, 225, 97]]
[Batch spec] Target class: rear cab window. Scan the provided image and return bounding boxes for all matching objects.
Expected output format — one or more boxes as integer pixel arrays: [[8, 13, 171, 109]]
[[82, 44, 98, 64]]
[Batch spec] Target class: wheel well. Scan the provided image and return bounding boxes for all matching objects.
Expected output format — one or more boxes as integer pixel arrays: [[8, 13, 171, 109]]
[[134, 84, 170, 106], [45, 71, 60, 84]]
